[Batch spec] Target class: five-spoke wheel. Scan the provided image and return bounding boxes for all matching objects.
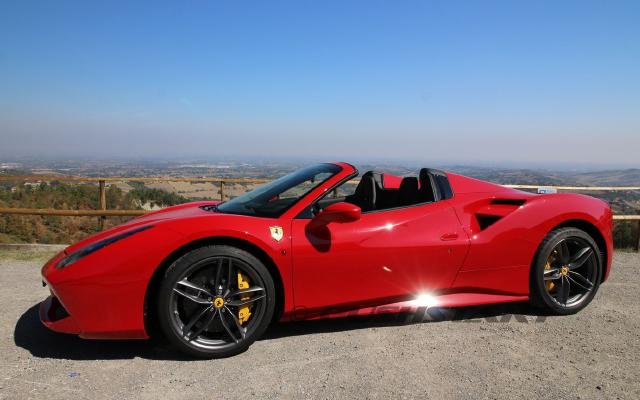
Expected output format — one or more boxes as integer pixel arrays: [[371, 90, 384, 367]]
[[158, 245, 275, 358]]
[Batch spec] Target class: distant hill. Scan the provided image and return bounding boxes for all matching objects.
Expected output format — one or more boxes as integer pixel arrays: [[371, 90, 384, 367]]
[[443, 166, 640, 187], [443, 166, 574, 186], [569, 169, 640, 186]]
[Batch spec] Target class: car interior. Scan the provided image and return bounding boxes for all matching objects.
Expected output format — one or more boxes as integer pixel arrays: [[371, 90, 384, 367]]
[[304, 168, 454, 218]]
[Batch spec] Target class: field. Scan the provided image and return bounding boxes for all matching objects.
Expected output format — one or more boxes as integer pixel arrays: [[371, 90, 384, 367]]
[[1, 248, 638, 399], [145, 182, 254, 200]]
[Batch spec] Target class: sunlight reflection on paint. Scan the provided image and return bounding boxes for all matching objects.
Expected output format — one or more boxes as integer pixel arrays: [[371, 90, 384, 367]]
[[413, 293, 438, 308]]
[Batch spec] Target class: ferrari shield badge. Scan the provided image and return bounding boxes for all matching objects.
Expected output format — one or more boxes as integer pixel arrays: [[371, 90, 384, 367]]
[[269, 226, 284, 242]]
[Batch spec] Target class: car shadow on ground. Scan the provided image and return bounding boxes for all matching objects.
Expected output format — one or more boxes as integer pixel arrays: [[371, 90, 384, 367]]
[[262, 301, 549, 340], [14, 305, 187, 361], [14, 302, 549, 361]]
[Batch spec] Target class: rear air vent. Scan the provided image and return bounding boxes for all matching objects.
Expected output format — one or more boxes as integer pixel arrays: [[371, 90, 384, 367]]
[[200, 205, 218, 212]]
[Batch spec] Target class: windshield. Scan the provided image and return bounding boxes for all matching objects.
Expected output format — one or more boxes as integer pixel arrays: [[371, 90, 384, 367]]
[[217, 163, 341, 217]]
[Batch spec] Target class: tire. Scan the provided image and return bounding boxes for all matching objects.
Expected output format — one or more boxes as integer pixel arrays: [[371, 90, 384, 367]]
[[157, 245, 275, 358], [530, 227, 602, 315]]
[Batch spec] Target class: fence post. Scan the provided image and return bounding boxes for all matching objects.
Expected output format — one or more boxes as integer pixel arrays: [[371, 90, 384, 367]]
[[635, 212, 640, 252], [98, 180, 106, 230], [220, 181, 225, 201]]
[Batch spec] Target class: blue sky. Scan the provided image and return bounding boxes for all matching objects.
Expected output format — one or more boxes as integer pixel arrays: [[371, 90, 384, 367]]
[[1, 1, 639, 167]]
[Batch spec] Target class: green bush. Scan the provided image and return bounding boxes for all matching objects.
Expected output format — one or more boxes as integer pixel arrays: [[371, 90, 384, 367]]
[[0, 183, 189, 244]]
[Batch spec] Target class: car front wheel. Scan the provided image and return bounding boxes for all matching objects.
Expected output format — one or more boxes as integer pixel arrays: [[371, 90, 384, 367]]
[[157, 245, 275, 358]]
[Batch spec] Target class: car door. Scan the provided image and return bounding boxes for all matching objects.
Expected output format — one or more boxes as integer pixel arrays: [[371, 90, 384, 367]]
[[290, 201, 469, 315]]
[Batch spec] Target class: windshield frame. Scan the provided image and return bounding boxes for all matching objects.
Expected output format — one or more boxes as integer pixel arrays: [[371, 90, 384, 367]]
[[216, 163, 342, 218]]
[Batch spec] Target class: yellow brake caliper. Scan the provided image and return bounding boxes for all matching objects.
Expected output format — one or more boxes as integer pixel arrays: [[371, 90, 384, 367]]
[[544, 256, 555, 292], [237, 272, 251, 324]]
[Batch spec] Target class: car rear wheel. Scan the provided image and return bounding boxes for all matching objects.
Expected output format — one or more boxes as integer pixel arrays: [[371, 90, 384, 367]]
[[157, 245, 275, 358], [530, 228, 602, 315]]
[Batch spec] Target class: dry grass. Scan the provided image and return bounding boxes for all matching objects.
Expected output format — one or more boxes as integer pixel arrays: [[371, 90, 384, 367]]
[[0, 247, 61, 262]]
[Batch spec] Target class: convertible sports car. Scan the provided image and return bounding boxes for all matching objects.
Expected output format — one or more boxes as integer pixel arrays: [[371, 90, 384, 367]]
[[40, 162, 613, 358]]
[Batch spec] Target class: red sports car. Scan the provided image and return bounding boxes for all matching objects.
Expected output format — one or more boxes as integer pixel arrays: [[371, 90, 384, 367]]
[[40, 162, 613, 358]]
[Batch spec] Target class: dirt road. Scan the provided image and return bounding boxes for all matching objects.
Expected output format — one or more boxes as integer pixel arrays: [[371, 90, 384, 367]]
[[1, 249, 638, 399]]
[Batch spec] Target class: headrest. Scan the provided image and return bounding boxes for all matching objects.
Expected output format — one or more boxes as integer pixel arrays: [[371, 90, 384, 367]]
[[398, 177, 419, 206], [353, 171, 377, 211], [418, 168, 436, 202]]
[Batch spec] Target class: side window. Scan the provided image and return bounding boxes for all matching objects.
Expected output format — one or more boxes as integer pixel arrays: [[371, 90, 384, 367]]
[[329, 180, 358, 199], [295, 178, 358, 219]]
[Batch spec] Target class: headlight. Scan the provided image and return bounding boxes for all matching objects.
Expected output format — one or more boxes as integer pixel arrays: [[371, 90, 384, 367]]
[[56, 225, 154, 269]]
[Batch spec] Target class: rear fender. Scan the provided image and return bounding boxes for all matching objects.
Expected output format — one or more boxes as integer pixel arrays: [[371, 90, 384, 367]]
[[450, 192, 611, 295]]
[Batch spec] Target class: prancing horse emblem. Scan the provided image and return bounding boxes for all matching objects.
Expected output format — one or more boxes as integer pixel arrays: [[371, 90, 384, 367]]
[[270, 226, 284, 242]]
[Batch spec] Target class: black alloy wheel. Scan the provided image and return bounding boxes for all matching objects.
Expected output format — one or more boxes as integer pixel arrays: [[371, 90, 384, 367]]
[[157, 245, 275, 358], [530, 228, 602, 315]]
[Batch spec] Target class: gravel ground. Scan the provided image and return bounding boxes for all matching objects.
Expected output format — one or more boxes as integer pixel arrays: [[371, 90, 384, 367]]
[[0, 248, 639, 400]]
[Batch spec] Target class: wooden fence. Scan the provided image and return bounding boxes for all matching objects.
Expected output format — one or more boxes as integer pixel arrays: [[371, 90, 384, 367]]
[[0, 175, 639, 250]]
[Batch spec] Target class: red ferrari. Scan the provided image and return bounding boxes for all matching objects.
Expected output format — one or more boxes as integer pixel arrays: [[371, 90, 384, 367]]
[[40, 162, 613, 358]]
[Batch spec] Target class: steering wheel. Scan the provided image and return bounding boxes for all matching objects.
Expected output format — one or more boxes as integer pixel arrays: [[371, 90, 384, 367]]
[[311, 202, 322, 217]]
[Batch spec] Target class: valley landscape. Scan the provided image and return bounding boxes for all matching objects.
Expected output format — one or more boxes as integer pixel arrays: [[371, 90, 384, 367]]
[[1, 158, 639, 247]]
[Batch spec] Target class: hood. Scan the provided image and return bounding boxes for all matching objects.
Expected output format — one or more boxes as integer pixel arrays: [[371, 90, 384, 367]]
[[131, 200, 221, 224], [64, 201, 220, 254]]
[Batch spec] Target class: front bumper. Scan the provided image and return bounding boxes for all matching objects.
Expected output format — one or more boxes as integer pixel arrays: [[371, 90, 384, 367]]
[[39, 251, 80, 334], [39, 248, 151, 339], [39, 294, 81, 334], [38, 226, 184, 340]]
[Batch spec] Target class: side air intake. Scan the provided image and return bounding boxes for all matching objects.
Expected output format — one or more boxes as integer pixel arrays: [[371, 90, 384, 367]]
[[474, 198, 527, 231]]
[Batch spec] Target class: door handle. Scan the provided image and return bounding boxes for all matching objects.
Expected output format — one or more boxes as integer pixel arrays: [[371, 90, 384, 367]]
[[440, 232, 459, 241]]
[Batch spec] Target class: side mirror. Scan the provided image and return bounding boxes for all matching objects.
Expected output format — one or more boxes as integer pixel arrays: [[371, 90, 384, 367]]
[[314, 202, 361, 224]]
